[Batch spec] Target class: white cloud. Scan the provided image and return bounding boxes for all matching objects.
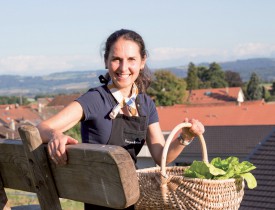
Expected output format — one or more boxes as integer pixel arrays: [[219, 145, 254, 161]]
[[233, 42, 275, 58], [0, 55, 103, 76], [149, 42, 275, 66], [1, 42, 275, 75], [150, 47, 223, 61]]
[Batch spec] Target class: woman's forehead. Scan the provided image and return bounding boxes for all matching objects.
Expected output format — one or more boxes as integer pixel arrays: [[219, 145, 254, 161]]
[[109, 38, 140, 56]]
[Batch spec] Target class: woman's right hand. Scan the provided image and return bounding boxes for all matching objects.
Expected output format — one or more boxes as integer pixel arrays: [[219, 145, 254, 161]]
[[47, 132, 78, 165]]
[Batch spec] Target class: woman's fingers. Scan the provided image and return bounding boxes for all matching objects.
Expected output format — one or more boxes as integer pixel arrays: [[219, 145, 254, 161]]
[[47, 137, 68, 165], [190, 119, 205, 135], [183, 118, 205, 136]]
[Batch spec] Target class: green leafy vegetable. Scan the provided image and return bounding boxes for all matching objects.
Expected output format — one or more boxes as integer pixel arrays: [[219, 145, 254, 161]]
[[184, 156, 257, 189]]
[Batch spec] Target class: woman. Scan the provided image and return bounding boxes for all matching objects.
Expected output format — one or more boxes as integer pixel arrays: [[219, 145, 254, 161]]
[[37, 29, 205, 209]]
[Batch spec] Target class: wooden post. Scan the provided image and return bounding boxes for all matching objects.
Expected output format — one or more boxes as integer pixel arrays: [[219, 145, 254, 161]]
[[18, 125, 62, 210], [0, 174, 11, 210]]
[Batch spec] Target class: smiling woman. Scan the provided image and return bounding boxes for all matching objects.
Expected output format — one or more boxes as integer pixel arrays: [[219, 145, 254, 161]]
[[36, 29, 205, 210]]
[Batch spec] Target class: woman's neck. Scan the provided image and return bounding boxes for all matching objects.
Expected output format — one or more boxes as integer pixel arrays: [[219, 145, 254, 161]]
[[119, 85, 133, 98]]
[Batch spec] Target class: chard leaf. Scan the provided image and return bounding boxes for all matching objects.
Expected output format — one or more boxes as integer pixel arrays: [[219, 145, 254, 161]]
[[234, 161, 256, 174], [184, 161, 213, 179], [240, 173, 257, 189], [207, 163, 226, 176], [183, 156, 257, 190], [214, 168, 235, 180]]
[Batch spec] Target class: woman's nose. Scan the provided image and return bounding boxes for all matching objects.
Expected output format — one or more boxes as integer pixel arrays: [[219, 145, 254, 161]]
[[119, 60, 129, 71]]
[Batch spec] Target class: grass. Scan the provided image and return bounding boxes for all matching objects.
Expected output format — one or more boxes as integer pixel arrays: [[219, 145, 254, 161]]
[[5, 188, 84, 210]]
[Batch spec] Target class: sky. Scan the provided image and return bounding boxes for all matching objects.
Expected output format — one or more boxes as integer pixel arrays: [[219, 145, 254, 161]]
[[0, 0, 275, 76]]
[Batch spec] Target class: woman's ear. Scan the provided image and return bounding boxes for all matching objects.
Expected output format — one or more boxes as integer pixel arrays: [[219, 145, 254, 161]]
[[141, 56, 147, 70]]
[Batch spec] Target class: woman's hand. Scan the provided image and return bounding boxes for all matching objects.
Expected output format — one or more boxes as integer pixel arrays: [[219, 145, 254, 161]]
[[181, 118, 205, 144], [47, 132, 78, 165]]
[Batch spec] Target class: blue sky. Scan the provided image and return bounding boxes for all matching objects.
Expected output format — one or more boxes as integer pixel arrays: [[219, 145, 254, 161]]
[[1, 0, 275, 76]]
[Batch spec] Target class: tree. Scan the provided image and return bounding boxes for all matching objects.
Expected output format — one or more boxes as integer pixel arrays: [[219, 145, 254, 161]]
[[197, 66, 212, 89], [64, 122, 81, 142], [186, 62, 199, 90], [0, 96, 29, 105], [147, 70, 186, 106], [272, 81, 275, 94], [246, 72, 262, 100], [208, 62, 228, 88], [262, 86, 271, 101], [225, 70, 243, 87]]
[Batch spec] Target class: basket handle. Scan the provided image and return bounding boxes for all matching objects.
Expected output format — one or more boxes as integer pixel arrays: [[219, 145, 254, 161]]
[[161, 122, 209, 177]]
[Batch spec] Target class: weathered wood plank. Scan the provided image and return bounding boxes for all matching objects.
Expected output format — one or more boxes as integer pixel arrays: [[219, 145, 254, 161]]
[[0, 125, 140, 209], [51, 144, 140, 208], [0, 140, 34, 192], [18, 125, 62, 210], [0, 173, 11, 210]]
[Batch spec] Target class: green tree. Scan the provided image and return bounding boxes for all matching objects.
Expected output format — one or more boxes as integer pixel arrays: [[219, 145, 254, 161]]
[[147, 70, 186, 106], [246, 72, 262, 100], [64, 123, 81, 142], [208, 62, 228, 88], [197, 66, 212, 89], [186, 62, 199, 90], [271, 81, 275, 95], [0, 96, 29, 105], [262, 86, 271, 101], [225, 70, 243, 87]]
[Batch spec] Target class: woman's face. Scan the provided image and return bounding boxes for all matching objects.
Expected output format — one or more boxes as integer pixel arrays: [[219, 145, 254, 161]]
[[106, 38, 146, 93]]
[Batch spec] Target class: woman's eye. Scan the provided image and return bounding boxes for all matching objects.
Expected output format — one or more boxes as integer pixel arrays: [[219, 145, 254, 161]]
[[129, 57, 135, 61], [112, 58, 120, 62]]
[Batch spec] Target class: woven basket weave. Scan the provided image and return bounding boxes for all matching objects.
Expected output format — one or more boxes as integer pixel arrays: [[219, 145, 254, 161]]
[[135, 122, 244, 210]]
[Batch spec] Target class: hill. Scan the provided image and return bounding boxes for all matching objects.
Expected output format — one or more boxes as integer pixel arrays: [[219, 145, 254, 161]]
[[1, 58, 275, 96], [165, 58, 275, 82], [0, 70, 106, 97]]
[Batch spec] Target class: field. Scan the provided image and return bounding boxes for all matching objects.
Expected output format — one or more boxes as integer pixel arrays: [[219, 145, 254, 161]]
[[5, 189, 83, 210]]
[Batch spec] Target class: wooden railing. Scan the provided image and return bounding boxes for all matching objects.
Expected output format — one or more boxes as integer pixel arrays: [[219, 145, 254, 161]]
[[0, 125, 139, 210]]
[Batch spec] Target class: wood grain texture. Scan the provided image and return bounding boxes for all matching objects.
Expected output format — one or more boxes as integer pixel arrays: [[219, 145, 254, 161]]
[[18, 125, 62, 210], [0, 125, 140, 209]]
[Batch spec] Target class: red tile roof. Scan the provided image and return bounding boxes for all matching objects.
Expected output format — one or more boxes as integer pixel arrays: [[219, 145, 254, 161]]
[[186, 87, 243, 104], [47, 94, 81, 107], [157, 100, 275, 131], [0, 106, 41, 126]]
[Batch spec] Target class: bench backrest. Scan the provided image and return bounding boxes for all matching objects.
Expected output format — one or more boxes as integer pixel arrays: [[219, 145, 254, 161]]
[[0, 125, 139, 209]]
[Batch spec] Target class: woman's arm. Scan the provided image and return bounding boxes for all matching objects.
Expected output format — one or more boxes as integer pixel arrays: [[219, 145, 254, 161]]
[[37, 101, 83, 164], [146, 118, 204, 166]]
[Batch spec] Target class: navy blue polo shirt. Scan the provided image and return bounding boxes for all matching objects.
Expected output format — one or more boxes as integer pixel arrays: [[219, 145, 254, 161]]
[[75, 85, 159, 144]]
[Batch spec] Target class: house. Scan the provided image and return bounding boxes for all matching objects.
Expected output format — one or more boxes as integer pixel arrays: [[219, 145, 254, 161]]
[[137, 88, 275, 208], [186, 87, 245, 105], [0, 104, 42, 139], [239, 128, 275, 209], [137, 99, 275, 168], [47, 94, 81, 107]]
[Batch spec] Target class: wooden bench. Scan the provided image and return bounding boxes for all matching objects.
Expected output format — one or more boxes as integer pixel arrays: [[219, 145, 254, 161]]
[[0, 125, 140, 210]]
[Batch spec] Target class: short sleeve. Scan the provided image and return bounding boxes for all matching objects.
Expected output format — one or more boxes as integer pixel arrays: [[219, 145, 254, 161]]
[[139, 94, 159, 125], [75, 89, 112, 121]]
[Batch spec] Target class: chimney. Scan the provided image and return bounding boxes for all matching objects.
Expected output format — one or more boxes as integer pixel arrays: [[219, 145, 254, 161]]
[[10, 119, 15, 131], [38, 103, 42, 113], [226, 86, 229, 95]]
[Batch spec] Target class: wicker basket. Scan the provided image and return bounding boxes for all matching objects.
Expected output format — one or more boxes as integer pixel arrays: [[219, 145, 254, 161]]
[[135, 122, 244, 210]]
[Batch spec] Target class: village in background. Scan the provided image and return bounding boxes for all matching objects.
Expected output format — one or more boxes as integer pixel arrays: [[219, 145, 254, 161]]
[[1, 59, 275, 209]]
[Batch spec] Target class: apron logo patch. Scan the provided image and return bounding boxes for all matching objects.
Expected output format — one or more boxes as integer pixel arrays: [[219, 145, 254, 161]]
[[125, 138, 142, 144]]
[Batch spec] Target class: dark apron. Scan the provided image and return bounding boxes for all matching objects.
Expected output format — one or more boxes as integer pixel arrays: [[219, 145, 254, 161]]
[[85, 82, 147, 210], [107, 93, 147, 163]]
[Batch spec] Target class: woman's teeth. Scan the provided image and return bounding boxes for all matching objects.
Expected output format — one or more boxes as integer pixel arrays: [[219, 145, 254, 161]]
[[117, 73, 130, 78]]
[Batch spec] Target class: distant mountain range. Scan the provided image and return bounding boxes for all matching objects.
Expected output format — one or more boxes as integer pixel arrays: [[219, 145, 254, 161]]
[[1, 58, 275, 97]]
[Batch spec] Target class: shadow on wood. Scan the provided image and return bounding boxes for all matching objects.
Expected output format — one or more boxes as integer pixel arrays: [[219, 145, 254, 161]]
[[0, 125, 140, 209]]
